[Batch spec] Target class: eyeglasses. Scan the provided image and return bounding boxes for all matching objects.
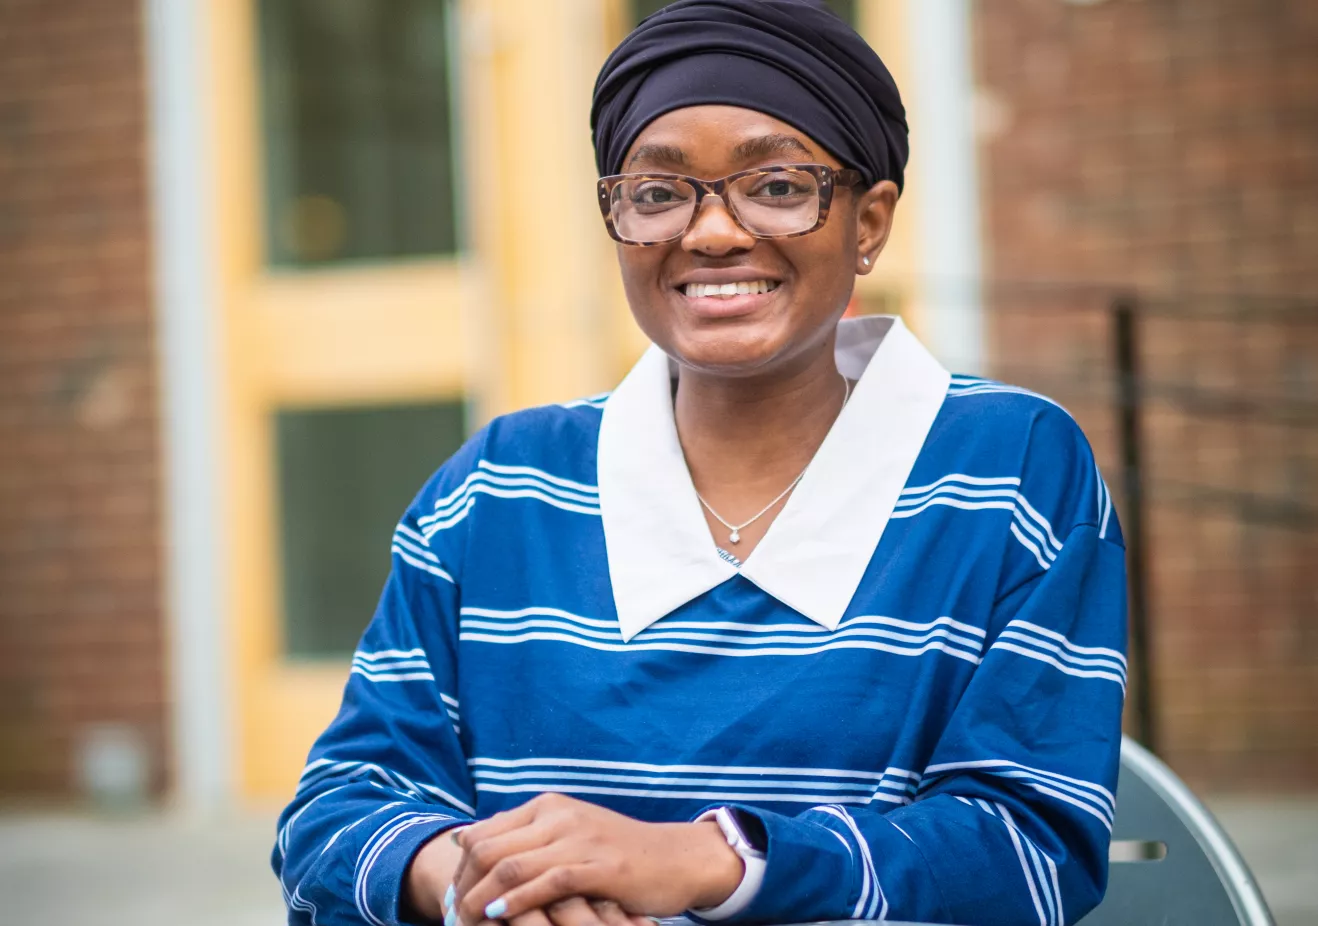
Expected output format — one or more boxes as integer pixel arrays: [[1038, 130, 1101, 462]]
[[596, 163, 864, 246]]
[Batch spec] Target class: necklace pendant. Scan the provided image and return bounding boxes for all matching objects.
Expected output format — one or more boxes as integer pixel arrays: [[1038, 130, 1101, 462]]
[[729, 529, 741, 544]]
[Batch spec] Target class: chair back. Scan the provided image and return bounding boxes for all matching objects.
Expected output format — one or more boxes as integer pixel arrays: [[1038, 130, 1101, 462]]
[[1079, 736, 1274, 926]]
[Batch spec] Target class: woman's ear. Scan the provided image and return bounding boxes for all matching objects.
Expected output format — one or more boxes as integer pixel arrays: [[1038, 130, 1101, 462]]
[[854, 180, 899, 274]]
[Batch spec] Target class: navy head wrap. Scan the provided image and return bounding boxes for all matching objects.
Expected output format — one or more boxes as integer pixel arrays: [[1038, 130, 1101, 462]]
[[590, 0, 909, 191]]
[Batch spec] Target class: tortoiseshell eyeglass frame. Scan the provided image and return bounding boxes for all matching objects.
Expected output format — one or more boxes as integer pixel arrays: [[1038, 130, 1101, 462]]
[[596, 163, 866, 246]]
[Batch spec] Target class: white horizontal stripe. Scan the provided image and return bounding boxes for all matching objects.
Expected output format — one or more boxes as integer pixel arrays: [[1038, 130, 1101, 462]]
[[427, 462, 597, 514], [895, 485, 1062, 557], [350, 667, 436, 683], [352, 657, 431, 671], [419, 485, 600, 537], [472, 770, 891, 794], [475, 460, 598, 493], [892, 496, 1064, 562], [391, 532, 440, 562], [901, 473, 1021, 496], [990, 641, 1128, 688], [298, 759, 475, 816], [469, 756, 920, 782], [845, 614, 985, 638], [428, 475, 601, 519], [393, 522, 434, 546], [460, 630, 984, 663], [462, 607, 986, 641], [998, 631, 1127, 678], [922, 759, 1115, 812], [1023, 781, 1114, 830], [392, 546, 455, 582], [354, 649, 426, 661], [462, 605, 617, 629], [421, 470, 598, 527], [1009, 512, 1061, 564], [1012, 493, 1065, 554], [278, 784, 348, 854], [1010, 522, 1053, 571], [462, 617, 984, 654], [1006, 619, 1127, 668], [439, 692, 459, 708], [470, 769, 913, 795], [976, 772, 1115, 824], [471, 781, 906, 804]]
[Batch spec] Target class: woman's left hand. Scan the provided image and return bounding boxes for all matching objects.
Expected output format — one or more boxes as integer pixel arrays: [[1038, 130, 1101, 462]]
[[449, 793, 743, 924]]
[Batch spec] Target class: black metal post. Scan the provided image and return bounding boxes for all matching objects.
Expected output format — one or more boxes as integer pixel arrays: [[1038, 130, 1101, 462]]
[[1113, 297, 1157, 753]]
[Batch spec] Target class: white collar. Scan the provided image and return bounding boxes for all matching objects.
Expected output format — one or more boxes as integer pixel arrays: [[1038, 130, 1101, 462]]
[[597, 315, 951, 642]]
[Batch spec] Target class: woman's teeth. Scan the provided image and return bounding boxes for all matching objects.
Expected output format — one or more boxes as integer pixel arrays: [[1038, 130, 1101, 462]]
[[682, 280, 779, 298]]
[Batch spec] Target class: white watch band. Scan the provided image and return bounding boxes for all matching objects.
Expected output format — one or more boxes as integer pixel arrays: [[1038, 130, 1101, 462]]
[[690, 808, 767, 921]]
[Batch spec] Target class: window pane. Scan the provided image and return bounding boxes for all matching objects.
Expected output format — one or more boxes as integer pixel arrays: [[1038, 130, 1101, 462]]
[[632, 0, 856, 27], [276, 402, 466, 658], [258, 0, 458, 266]]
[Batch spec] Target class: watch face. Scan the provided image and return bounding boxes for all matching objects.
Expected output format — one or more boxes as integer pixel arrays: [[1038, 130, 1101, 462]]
[[729, 807, 769, 853]]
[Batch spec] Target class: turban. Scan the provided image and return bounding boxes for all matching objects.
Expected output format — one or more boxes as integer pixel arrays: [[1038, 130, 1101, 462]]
[[590, 0, 909, 191]]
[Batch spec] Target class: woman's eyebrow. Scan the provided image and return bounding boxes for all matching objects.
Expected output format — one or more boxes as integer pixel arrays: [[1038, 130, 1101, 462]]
[[731, 134, 815, 162], [627, 144, 687, 169]]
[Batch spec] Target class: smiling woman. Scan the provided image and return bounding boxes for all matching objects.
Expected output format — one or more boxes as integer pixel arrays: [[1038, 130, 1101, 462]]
[[271, 3, 1129, 926]]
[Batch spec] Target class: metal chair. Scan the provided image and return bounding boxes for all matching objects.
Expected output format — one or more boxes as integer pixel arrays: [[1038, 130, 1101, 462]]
[[686, 738, 1274, 926], [1080, 735, 1274, 925]]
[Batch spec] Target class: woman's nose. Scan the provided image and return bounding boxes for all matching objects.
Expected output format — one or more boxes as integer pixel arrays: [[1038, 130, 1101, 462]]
[[681, 195, 756, 255]]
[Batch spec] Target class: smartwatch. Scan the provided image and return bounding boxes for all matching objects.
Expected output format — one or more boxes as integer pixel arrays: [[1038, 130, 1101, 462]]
[[690, 806, 768, 920]]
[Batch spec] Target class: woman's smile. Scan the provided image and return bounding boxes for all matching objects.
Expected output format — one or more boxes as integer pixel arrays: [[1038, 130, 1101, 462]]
[[673, 272, 784, 320]]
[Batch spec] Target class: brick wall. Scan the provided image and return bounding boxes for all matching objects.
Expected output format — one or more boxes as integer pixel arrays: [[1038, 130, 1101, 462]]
[[0, 0, 167, 799], [973, 0, 1318, 790]]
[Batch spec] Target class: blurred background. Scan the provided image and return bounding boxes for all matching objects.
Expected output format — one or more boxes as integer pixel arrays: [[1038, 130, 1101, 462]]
[[0, 0, 1314, 923]]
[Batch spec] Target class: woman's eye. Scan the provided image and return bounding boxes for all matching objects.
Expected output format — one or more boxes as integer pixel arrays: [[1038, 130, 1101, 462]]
[[631, 183, 686, 206], [750, 177, 810, 199]]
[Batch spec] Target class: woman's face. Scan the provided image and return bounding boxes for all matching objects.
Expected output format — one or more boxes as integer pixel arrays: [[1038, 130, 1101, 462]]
[[615, 105, 898, 378]]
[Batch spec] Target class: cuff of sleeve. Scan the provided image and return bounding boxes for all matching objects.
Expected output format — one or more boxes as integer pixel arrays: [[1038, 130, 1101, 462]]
[[359, 812, 471, 926], [686, 804, 857, 926], [688, 810, 765, 921]]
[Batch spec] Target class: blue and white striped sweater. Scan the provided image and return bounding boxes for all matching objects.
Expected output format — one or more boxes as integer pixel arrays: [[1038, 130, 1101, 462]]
[[274, 379, 1126, 926]]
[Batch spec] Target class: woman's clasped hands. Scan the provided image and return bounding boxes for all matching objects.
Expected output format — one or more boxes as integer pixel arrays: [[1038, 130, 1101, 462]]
[[406, 793, 745, 926]]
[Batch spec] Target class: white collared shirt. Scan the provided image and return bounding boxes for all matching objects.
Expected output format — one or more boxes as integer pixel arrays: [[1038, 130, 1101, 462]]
[[598, 315, 952, 641]]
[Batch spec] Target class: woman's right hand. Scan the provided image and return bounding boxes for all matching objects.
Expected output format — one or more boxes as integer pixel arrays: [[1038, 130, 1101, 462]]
[[406, 829, 655, 926]]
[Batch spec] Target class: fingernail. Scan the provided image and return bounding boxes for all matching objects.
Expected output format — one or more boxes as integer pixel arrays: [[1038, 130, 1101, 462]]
[[485, 898, 508, 919], [444, 908, 458, 926], [444, 884, 456, 911]]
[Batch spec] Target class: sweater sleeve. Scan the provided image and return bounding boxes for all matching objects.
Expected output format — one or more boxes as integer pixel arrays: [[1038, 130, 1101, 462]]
[[272, 475, 478, 925], [697, 417, 1128, 926]]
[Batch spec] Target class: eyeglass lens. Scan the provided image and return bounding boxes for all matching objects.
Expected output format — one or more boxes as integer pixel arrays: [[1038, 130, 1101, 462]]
[[609, 169, 822, 244]]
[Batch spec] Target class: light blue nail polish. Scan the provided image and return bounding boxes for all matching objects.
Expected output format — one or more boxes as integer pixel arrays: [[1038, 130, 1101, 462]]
[[485, 898, 508, 919], [445, 884, 456, 910], [444, 907, 458, 926]]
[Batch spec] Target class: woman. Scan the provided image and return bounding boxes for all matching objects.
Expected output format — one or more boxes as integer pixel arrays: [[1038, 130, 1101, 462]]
[[273, 2, 1127, 925]]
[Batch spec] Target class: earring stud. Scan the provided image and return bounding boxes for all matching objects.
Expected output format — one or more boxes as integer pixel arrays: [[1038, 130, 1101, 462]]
[[862, 256, 871, 266]]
